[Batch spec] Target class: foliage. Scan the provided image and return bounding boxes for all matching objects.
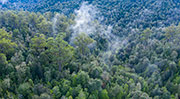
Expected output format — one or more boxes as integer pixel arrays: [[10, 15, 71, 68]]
[[0, 0, 180, 98]]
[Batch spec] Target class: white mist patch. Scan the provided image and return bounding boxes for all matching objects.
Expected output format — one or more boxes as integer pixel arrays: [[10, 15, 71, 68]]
[[100, 25, 128, 64], [71, 2, 127, 64], [0, 0, 8, 4], [73, 2, 97, 35], [98, 25, 124, 53], [71, 2, 123, 49], [70, 2, 98, 44]]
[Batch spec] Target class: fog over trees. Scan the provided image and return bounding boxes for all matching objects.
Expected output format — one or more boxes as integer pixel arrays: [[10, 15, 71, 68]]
[[0, 0, 180, 99]]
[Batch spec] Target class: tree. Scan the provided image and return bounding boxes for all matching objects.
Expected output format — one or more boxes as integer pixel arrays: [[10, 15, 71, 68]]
[[2, 11, 18, 30], [100, 89, 109, 99], [60, 79, 71, 95], [74, 33, 95, 58], [110, 84, 124, 99], [30, 34, 47, 56], [128, 91, 150, 99], [68, 85, 82, 98], [29, 34, 48, 79], [173, 76, 180, 84], [0, 53, 8, 76], [140, 28, 152, 41], [75, 90, 86, 99], [88, 93, 99, 99], [88, 79, 102, 93], [51, 86, 61, 99], [76, 71, 90, 88], [40, 93, 51, 99], [10, 51, 24, 66], [161, 87, 171, 99], [36, 18, 52, 36], [53, 14, 70, 35], [0, 29, 17, 59], [90, 66, 103, 79], [0, 78, 14, 98], [15, 62, 30, 84], [48, 34, 74, 72], [18, 82, 32, 98], [165, 25, 176, 41]]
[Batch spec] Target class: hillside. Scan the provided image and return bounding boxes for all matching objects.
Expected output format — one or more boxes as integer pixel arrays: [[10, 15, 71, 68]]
[[0, 0, 180, 99]]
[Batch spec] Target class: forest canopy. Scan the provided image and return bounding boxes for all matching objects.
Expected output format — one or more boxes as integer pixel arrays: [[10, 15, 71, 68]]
[[0, 0, 180, 99]]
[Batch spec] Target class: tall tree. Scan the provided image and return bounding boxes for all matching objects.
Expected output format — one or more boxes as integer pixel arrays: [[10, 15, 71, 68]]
[[48, 34, 74, 72], [0, 29, 17, 59], [74, 33, 95, 58]]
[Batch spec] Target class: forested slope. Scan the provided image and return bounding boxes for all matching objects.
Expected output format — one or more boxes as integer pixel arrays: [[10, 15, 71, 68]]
[[0, 0, 180, 99]]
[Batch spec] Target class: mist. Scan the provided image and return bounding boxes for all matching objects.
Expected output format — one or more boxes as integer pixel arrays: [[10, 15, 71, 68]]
[[50, 1, 129, 65], [70, 2, 98, 44], [69, 2, 128, 64], [0, 0, 8, 4]]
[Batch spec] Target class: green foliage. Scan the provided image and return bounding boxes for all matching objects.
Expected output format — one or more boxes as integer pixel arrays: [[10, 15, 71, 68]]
[[15, 62, 30, 84], [49, 34, 74, 71], [88, 79, 102, 93], [140, 28, 152, 41], [173, 76, 180, 84], [40, 93, 51, 99], [30, 34, 47, 55], [74, 33, 95, 57], [68, 85, 82, 98], [0, 29, 17, 58], [110, 84, 124, 99], [0, 53, 8, 67], [100, 89, 109, 99], [18, 82, 32, 98], [0, 1, 180, 98], [89, 66, 103, 79], [76, 71, 90, 88], [52, 86, 61, 98], [0, 78, 11, 92], [76, 90, 86, 99]]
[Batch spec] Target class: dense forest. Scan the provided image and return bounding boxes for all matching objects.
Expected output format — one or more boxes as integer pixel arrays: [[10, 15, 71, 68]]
[[1, 0, 180, 99]]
